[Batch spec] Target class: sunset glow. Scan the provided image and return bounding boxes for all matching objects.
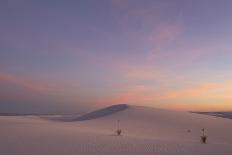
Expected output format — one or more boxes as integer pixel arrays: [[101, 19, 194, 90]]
[[1, 0, 232, 113]]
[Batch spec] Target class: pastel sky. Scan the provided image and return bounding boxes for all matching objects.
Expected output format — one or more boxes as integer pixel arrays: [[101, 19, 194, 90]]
[[1, 0, 232, 114]]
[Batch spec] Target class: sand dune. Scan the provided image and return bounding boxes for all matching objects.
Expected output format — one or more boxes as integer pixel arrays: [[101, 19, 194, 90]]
[[40, 104, 128, 122], [0, 104, 232, 155], [75, 104, 128, 121]]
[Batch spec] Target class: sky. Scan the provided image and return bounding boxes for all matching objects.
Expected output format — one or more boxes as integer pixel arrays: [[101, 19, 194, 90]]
[[1, 0, 232, 114]]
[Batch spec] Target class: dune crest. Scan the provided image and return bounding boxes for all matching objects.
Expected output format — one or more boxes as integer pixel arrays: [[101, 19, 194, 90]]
[[75, 104, 129, 121]]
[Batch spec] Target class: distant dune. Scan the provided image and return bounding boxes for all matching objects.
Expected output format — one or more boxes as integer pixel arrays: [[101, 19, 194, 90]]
[[1, 104, 232, 155], [193, 112, 232, 119], [75, 104, 128, 121], [40, 104, 129, 122]]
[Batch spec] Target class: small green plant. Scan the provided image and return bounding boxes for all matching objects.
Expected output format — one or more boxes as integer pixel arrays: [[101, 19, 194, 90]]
[[116, 120, 122, 136], [201, 128, 207, 144]]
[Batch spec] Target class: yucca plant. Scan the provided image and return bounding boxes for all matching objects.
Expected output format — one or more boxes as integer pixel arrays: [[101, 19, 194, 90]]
[[116, 129, 122, 135], [201, 128, 207, 144], [116, 120, 122, 136]]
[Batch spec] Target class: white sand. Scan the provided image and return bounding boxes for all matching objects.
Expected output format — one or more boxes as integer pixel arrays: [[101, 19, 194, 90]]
[[0, 104, 232, 155]]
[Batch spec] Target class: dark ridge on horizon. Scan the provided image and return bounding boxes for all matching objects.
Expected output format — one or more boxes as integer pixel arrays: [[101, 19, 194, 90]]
[[192, 112, 232, 119], [74, 104, 129, 121]]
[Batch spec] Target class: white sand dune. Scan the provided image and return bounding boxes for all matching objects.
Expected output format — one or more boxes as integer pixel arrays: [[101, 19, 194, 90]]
[[75, 104, 129, 121], [0, 104, 232, 155]]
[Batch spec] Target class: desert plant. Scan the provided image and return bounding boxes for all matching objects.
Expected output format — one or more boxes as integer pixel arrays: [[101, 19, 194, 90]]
[[201, 128, 207, 144], [116, 120, 122, 136], [116, 129, 122, 136]]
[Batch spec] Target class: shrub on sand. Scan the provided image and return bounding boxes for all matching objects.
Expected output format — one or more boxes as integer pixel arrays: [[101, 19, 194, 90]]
[[116, 129, 122, 136], [201, 128, 207, 144], [116, 120, 122, 136]]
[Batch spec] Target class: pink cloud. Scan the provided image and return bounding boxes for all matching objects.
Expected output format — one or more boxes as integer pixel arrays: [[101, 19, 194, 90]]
[[163, 83, 222, 99], [96, 81, 232, 111], [0, 73, 53, 93]]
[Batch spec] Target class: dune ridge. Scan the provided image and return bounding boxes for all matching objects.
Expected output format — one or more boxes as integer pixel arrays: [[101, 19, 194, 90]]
[[75, 104, 129, 121]]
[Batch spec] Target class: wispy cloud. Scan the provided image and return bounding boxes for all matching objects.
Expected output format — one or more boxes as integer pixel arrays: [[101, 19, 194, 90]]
[[0, 73, 55, 93], [96, 80, 232, 111], [148, 23, 182, 45], [164, 83, 220, 99]]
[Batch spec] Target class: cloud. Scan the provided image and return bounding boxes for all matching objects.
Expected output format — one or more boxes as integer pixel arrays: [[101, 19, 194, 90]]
[[0, 73, 53, 93], [145, 37, 232, 71], [148, 23, 182, 45], [96, 80, 232, 111], [163, 83, 221, 99], [160, 102, 232, 112]]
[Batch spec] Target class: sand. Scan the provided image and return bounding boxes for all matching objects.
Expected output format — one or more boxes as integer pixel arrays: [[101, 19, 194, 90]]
[[0, 104, 232, 155]]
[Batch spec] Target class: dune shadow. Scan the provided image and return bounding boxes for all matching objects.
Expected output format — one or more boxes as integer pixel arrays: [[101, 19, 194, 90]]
[[74, 104, 129, 121]]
